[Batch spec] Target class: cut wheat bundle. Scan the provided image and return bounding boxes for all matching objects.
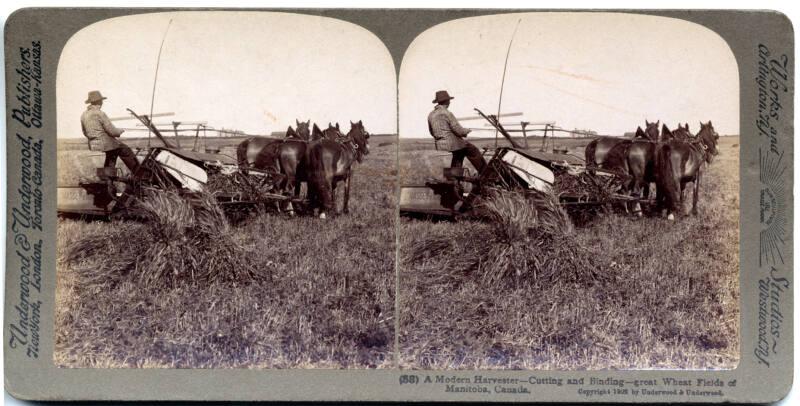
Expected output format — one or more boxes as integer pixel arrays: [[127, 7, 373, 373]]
[[65, 189, 267, 290], [405, 187, 610, 286], [553, 168, 627, 203], [205, 171, 280, 201]]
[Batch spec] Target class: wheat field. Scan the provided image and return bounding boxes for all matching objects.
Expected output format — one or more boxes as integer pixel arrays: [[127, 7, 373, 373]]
[[55, 136, 397, 368], [398, 136, 740, 370], [55, 134, 740, 370]]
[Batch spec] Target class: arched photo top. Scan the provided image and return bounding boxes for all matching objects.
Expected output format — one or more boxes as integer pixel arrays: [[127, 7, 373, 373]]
[[57, 11, 397, 138], [399, 12, 739, 139]]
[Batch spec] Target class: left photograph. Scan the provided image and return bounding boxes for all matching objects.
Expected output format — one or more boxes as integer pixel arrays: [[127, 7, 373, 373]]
[[55, 12, 398, 368]]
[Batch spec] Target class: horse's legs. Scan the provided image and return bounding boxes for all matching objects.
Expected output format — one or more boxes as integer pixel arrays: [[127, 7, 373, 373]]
[[623, 177, 635, 215], [680, 183, 686, 213], [319, 172, 336, 218], [306, 176, 318, 216], [662, 174, 679, 221], [278, 162, 292, 215], [343, 171, 351, 214], [294, 180, 302, 198], [273, 161, 285, 213], [629, 160, 647, 217], [655, 181, 664, 215], [691, 172, 701, 216], [631, 178, 644, 217], [318, 177, 334, 219], [331, 180, 339, 215], [665, 185, 676, 220], [285, 174, 296, 216]]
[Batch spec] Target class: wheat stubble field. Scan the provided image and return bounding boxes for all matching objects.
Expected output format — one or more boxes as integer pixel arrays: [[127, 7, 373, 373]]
[[55, 136, 397, 368], [55, 134, 740, 370], [398, 136, 740, 370]]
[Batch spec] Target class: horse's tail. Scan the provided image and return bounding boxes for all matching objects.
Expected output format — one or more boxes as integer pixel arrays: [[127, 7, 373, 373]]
[[236, 138, 252, 173], [306, 143, 332, 213], [655, 143, 679, 213], [585, 139, 599, 168]]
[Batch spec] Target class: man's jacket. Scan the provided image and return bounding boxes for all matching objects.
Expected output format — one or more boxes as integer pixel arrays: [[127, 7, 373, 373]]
[[81, 105, 124, 152], [427, 105, 471, 152]]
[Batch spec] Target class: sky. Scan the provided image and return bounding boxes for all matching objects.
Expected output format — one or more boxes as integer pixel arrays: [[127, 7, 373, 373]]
[[399, 12, 740, 138], [57, 11, 397, 138]]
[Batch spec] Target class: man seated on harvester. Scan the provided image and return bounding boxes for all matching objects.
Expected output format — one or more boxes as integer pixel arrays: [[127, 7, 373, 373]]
[[427, 90, 487, 174], [80, 90, 139, 173]]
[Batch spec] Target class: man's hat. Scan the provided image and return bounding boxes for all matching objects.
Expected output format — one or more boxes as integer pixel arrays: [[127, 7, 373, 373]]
[[432, 90, 454, 104], [85, 90, 107, 104]]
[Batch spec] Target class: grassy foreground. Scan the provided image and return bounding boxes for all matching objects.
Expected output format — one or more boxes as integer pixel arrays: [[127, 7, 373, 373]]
[[55, 142, 397, 369], [56, 134, 740, 370], [398, 137, 740, 370]]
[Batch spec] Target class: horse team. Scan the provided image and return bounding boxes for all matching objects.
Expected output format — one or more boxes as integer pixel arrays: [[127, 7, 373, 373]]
[[234, 116, 718, 221], [236, 119, 371, 218], [585, 120, 720, 220]]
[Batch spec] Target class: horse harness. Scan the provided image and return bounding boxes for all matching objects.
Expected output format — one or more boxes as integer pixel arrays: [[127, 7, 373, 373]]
[[279, 127, 367, 161], [335, 133, 366, 161], [686, 136, 713, 163]]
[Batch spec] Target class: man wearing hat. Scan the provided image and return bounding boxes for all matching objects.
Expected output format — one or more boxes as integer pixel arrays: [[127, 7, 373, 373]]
[[80, 90, 139, 172], [427, 90, 486, 172]]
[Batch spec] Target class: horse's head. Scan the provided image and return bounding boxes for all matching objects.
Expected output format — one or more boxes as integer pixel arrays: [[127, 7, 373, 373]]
[[697, 121, 720, 163], [295, 119, 311, 141], [323, 123, 343, 141], [671, 123, 693, 141], [644, 120, 660, 141], [347, 120, 370, 163]]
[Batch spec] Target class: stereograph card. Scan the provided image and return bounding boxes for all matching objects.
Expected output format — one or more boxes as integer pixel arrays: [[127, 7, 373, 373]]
[[2, 8, 794, 403]]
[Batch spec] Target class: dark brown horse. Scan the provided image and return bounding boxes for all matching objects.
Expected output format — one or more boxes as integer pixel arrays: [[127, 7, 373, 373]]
[[237, 119, 311, 170], [585, 120, 659, 168], [307, 121, 370, 218], [655, 121, 720, 220], [602, 137, 658, 216], [236, 120, 312, 214]]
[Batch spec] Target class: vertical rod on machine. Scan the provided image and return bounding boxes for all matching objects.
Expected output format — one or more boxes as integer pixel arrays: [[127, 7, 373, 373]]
[[494, 18, 522, 148], [540, 124, 549, 152], [147, 18, 173, 148], [520, 121, 529, 148], [192, 124, 201, 152], [171, 121, 182, 148]]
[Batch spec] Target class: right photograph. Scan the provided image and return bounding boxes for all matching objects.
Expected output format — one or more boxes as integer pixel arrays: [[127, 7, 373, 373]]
[[397, 13, 740, 370]]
